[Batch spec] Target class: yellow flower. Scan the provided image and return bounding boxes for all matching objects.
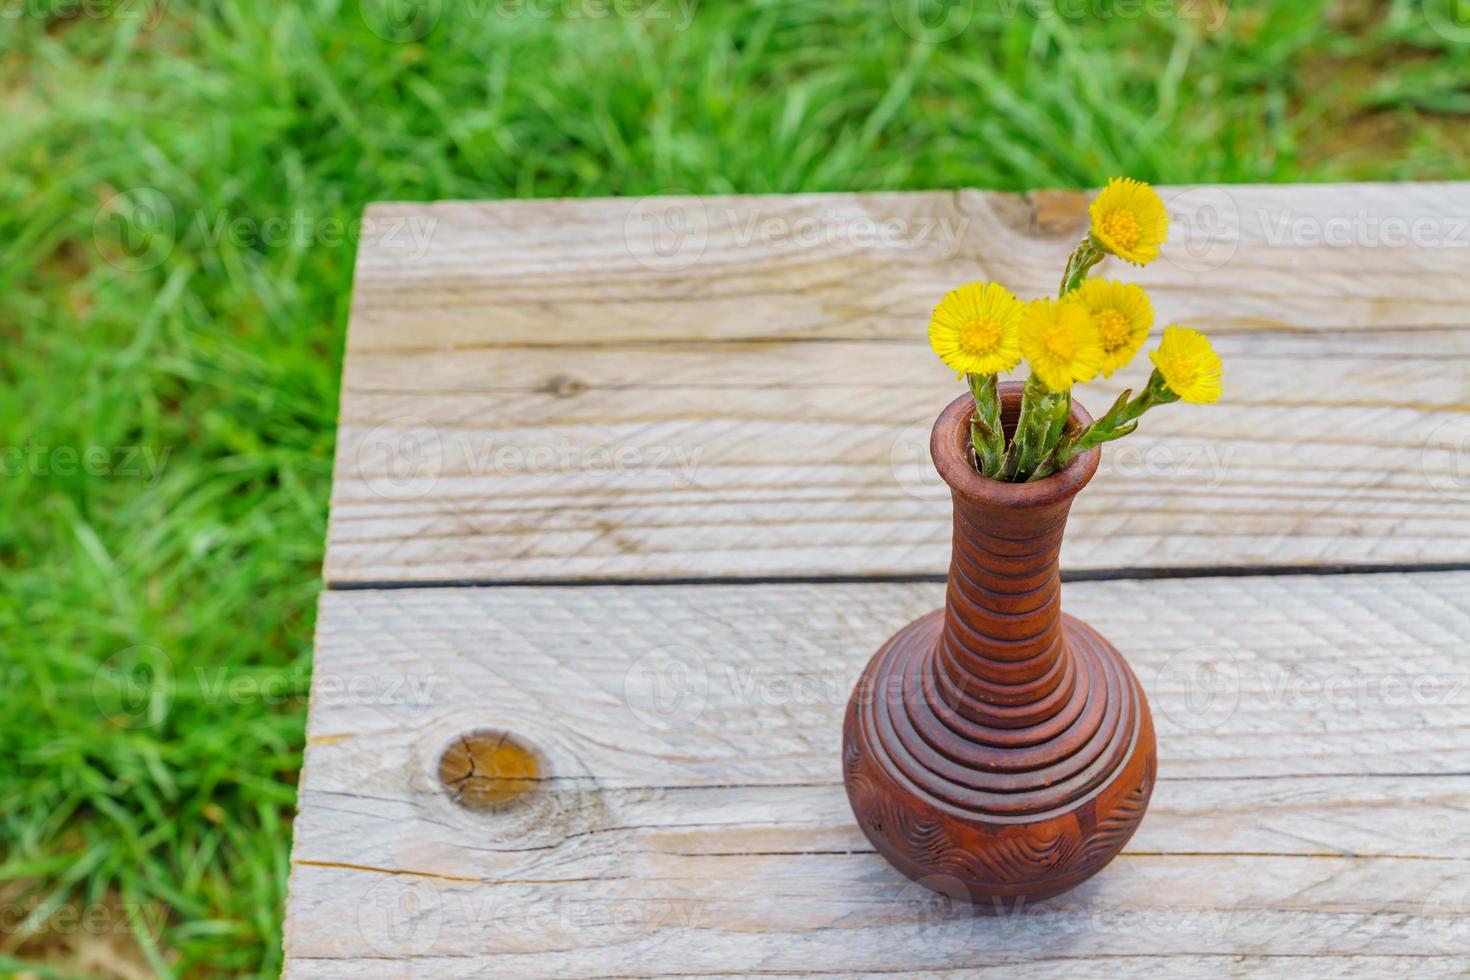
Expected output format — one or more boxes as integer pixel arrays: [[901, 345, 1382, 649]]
[[1020, 298, 1103, 393], [928, 281, 1025, 377], [1089, 177, 1169, 266], [1150, 326, 1223, 404], [1073, 279, 1154, 377]]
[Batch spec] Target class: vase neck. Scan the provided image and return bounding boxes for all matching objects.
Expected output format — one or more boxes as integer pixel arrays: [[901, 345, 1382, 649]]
[[933, 491, 1074, 728]]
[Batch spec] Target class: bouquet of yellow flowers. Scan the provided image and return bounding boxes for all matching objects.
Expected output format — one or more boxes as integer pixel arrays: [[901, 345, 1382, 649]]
[[928, 177, 1223, 482]]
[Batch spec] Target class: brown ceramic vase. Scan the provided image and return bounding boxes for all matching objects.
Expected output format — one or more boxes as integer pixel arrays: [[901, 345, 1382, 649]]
[[842, 382, 1156, 907]]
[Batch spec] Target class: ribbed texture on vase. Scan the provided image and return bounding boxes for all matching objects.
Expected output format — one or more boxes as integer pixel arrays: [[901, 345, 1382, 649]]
[[854, 611, 1145, 818]]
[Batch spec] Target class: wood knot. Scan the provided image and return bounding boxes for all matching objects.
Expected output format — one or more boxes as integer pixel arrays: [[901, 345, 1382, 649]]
[[991, 189, 1091, 241], [437, 730, 543, 810], [538, 374, 586, 398]]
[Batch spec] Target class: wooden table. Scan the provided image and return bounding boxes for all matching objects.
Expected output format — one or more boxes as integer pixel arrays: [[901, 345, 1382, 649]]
[[284, 184, 1470, 977]]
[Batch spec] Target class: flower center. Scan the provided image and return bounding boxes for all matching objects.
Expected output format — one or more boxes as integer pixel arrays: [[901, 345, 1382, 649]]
[[1100, 208, 1142, 250], [959, 316, 1003, 357], [1096, 309, 1131, 350], [1043, 328, 1074, 362], [1163, 355, 1197, 388]]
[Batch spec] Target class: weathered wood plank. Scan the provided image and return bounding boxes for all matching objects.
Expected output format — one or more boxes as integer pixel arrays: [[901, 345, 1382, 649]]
[[329, 184, 1470, 583], [285, 855, 1470, 975], [283, 572, 1470, 974], [288, 956, 1470, 980], [348, 184, 1470, 346]]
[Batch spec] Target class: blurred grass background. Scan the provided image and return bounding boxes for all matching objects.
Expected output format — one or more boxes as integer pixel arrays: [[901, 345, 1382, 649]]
[[1, 0, 1467, 974]]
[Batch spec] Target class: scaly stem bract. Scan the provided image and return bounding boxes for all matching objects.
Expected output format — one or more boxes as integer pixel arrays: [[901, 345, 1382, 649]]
[[967, 373, 1006, 479], [1059, 236, 1105, 296], [1006, 374, 1064, 481], [1024, 390, 1074, 482]]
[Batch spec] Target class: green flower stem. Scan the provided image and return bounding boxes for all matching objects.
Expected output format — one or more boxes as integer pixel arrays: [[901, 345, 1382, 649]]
[[1022, 391, 1072, 482], [1058, 235, 1105, 296], [1003, 374, 1042, 479], [1034, 368, 1181, 478], [1043, 390, 1071, 455], [1006, 234, 1104, 482], [1005, 374, 1066, 481], [967, 373, 1006, 479]]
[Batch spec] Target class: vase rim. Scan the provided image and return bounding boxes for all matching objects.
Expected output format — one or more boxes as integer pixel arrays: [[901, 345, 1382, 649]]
[[930, 380, 1101, 508]]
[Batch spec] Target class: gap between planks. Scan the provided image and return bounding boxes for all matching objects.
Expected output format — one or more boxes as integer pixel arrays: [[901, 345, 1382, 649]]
[[324, 560, 1470, 591]]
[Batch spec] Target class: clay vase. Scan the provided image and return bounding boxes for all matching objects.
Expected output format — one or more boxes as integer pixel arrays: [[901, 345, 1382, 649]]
[[842, 382, 1156, 907]]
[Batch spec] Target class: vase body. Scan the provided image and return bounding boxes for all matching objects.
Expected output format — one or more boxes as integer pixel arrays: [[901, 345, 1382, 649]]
[[843, 383, 1155, 906]]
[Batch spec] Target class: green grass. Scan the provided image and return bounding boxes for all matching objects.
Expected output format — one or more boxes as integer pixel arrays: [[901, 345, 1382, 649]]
[[1, 0, 1466, 974]]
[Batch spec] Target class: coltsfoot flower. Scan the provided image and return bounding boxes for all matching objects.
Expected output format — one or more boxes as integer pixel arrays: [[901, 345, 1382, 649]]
[[1089, 177, 1169, 266], [1019, 299, 1103, 393], [1073, 279, 1154, 377], [1150, 326, 1223, 404], [928, 281, 1025, 377], [925, 174, 1220, 483]]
